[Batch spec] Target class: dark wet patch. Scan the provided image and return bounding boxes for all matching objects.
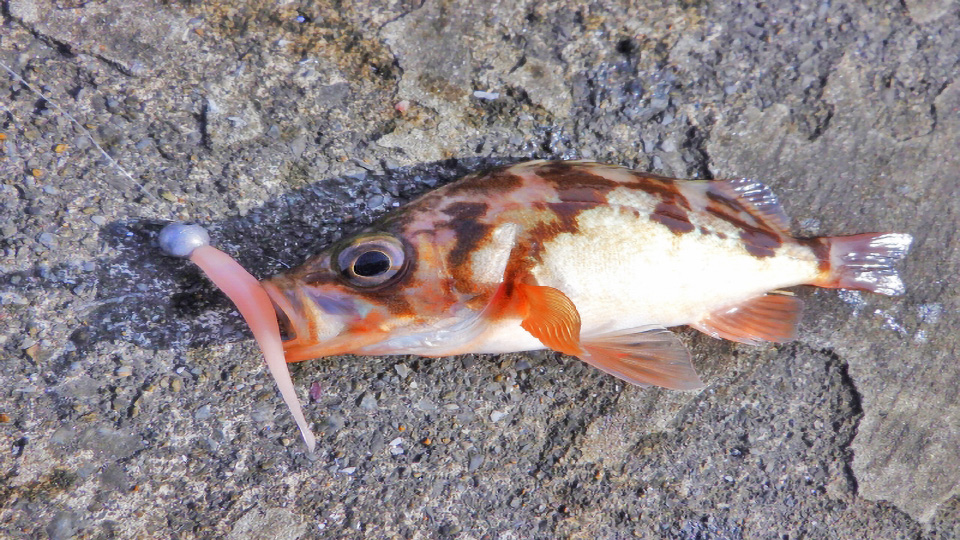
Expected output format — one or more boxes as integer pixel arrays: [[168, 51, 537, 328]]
[[651, 201, 696, 235]]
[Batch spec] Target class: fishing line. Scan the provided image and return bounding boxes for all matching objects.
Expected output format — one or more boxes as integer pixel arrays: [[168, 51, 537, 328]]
[[2, 58, 317, 453], [0, 60, 166, 210]]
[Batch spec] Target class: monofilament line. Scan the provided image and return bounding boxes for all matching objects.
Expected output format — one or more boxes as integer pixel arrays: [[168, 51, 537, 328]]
[[0, 59, 165, 208]]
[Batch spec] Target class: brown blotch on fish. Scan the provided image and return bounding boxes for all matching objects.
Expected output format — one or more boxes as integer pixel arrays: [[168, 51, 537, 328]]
[[524, 202, 596, 265], [706, 190, 752, 217], [443, 202, 494, 289], [799, 237, 832, 275], [439, 167, 525, 198], [545, 202, 587, 233], [739, 229, 783, 258], [558, 186, 610, 204], [651, 201, 696, 235], [533, 162, 621, 203], [704, 197, 783, 258], [630, 173, 691, 209]]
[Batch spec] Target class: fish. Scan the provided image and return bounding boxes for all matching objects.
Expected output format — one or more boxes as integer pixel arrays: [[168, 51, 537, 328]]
[[262, 160, 911, 385], [190, 159, 911, 450]]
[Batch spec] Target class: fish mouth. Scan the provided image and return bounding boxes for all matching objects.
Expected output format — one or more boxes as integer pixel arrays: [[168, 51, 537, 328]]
[[269, 296, 295, 342], [260, 280, 305, 344], [261, 278, 390, 361]]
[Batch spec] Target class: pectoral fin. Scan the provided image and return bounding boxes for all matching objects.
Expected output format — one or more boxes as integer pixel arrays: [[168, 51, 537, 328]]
[[691, 293, 803, 345], [578, 326, 703, 390], [515, 283, 583, 356]]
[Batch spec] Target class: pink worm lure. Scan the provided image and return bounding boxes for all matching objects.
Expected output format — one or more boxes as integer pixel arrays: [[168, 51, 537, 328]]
[[0, 62, 317, 454], [159, 223, 317, 453]]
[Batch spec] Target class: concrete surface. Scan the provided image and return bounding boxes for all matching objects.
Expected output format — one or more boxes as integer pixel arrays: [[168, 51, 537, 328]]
[[1, 0, 958, 538]]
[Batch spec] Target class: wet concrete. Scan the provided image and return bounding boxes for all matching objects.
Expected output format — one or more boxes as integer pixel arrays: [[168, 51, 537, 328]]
[[1, 0, 958, 538]]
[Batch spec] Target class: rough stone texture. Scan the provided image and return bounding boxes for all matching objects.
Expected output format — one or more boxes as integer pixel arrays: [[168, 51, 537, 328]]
[[0, 0, 957, 538], [708, 51, 960, 525]]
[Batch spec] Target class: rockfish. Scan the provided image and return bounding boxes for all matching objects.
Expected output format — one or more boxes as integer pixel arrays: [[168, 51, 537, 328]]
[[265, 160, 911, 383], [184, 160, 912, 450]]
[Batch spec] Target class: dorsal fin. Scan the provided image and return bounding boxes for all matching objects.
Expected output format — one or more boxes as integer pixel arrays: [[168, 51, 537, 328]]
[[707, 178, 791, 233]]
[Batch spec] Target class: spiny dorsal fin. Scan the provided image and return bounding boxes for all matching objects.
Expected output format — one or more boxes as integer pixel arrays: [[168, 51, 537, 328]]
[[691, 293, 804, 345], [578, 326, 703, 390], [708, 178, 791, 233]]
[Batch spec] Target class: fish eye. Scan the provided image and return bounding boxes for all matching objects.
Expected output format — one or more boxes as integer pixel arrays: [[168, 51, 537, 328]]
[[336, 235, 407, 288], [353, 250, 391, 277]]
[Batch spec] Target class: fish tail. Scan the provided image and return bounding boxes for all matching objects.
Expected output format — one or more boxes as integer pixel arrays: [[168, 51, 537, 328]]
[[813, 233, 913, 295]]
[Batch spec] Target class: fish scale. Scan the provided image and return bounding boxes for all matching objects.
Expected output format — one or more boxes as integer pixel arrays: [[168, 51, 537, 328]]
[[526, 202, 819, 333]]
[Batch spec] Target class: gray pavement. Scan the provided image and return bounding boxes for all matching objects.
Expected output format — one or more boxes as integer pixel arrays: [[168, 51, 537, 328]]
[[1, 1, 958, 538]]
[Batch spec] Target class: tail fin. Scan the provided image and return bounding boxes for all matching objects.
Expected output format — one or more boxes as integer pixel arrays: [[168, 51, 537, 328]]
[[815, 233, 913, 295]]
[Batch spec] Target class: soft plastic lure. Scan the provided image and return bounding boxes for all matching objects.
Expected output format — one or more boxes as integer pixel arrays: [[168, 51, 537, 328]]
[[158, 223, 316, 453]]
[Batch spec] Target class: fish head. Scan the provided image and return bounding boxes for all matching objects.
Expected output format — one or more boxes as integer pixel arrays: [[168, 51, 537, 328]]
[[261, 213, 509, 361]]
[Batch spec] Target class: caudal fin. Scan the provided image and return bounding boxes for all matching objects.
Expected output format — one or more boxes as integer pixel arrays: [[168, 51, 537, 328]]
[[815, 233, 913, 295]]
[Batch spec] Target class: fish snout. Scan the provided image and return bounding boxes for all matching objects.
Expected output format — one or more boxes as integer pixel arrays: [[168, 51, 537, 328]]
[[260, 278, 310, 344], [260, 277, 355, 346]]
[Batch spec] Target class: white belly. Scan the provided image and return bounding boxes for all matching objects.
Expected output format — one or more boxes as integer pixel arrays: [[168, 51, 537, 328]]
[[535, 206, 819, 333], [464, 206, 822, 354]]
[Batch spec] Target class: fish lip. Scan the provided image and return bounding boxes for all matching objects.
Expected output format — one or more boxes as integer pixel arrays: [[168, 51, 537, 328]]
[[270, 298, 295, 342], [260, 280, 301, 343]]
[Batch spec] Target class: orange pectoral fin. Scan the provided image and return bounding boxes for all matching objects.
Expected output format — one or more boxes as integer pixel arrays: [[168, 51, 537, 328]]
[[691, 293, 804, 345], [514, 283, 583, 356]]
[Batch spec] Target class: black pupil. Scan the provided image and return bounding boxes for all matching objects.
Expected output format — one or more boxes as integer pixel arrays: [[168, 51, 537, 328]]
[[353, 250, 391, 277]]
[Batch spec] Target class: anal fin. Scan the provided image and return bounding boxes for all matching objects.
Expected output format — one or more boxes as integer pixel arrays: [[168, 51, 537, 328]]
[[578, 326, 703, 390], [691, 293, 803, 345]]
